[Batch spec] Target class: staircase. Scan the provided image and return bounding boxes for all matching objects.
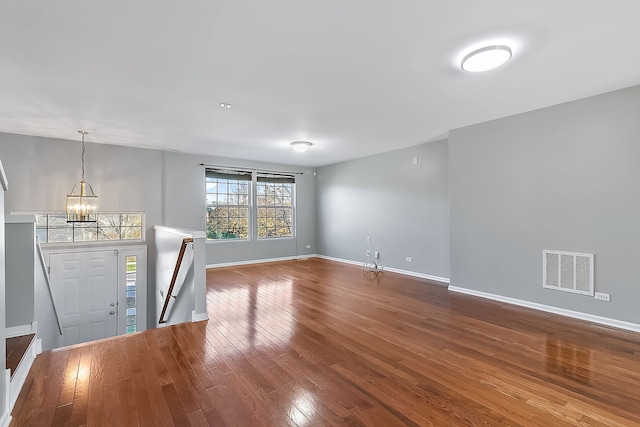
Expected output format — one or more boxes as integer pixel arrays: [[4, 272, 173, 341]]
[[5, 331, 37, 412]]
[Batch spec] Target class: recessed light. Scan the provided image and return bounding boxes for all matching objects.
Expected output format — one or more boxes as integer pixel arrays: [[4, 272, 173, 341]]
[[219, 103, 232, 108], [461, 45, 512, 72], [290, 141, 313, 152]]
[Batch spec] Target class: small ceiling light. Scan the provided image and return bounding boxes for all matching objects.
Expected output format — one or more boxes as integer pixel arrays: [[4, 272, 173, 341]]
[[66, 131, 99, 222], [219, 102, 232, 108], [461, 45, 512, 72], [290, 141, 313, 152]]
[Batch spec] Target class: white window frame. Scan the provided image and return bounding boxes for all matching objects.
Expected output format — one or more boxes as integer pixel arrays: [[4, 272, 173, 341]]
[[14, 211, 145, 245], [205, 168, 297, 242], [205, 170, 252, 241], [255, 175, 295, 240], [118, 245, 147, 334]]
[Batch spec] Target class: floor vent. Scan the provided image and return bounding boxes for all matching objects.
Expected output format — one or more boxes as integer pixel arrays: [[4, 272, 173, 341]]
[[543, 250, 594, 296]]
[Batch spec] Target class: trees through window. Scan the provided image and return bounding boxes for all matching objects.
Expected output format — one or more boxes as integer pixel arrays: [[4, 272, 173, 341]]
[[257, 175, 294, 239], [205, 168, 295, 241], [206, 170, 251, 240], [34, 213, 143, 244]]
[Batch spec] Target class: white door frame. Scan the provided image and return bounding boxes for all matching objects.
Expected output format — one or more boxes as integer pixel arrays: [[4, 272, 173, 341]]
[[44, 244, 147, 344], [117, 246, 147, 334], [49, 250, 118, 346]]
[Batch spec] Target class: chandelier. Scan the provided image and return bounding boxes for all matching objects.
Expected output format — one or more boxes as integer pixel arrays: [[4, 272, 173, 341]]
[[66, 130, 99, 222]]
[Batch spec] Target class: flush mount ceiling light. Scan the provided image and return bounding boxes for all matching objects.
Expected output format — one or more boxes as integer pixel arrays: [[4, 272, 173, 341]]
[[219, 102, 232, 108], [461, 45, 512, 72], [290, 141, 313, 152], [66, 130, 99, 222]]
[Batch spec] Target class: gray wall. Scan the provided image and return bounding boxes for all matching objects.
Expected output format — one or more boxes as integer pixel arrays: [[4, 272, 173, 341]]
[[162, 151, 317, 266], [5, 221, 35, 328], [0, 133, 163, 328], [449, 85, 640, 324], [316, 140, 449, 279]]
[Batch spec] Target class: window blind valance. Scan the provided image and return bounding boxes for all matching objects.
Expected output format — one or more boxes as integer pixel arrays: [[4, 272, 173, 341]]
[[205, 168, 252, 181], [257, 173, 295, 184], [206, 169, 295, 183]]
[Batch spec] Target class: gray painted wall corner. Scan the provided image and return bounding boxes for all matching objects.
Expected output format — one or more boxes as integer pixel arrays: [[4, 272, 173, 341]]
[[316, 139, 449, 279]]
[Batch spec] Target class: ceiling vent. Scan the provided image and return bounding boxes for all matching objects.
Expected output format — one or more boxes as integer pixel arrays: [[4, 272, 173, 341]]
[[543, 250, 594, 296]]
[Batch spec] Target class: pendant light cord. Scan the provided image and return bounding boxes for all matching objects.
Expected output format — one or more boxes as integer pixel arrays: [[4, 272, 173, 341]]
[[78, 130, 88, 182]]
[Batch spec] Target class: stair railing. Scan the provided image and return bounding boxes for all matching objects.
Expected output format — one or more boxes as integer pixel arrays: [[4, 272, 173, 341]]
[[158, 237, 193, 324], [36, 237, 63, 335]]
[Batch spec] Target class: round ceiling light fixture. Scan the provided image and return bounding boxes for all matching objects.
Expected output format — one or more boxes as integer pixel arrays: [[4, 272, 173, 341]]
[[290, 141, 313, 152], [461, 45, 512, 72]]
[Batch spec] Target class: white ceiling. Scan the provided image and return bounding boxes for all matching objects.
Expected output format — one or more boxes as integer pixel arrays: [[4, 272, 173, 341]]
[[1, 1, 639, 167]]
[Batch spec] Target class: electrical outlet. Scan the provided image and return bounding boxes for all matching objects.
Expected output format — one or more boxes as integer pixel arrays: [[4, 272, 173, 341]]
[[365, 250, 371, 257], [594, 292, 610, 301], [406, 256, 412, 262], [306, 244, 311, 249], [374, 251, 379, 259]]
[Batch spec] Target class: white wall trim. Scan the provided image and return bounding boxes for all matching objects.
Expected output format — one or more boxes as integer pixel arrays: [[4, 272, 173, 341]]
[[382, 266, 450, 284], [1, 370, 10, 427], [9, 337, 36, 414], [4, 324, 33, 338], [5, 215, 35, 224], [206, 254, 316, 269], [192, 310, 208, 322], [448, 286, 640, 333], [153, 225, 206, 239], [315, 255, 450, 284], [0, 411, 10, 427], [313, 255, 362, 267]]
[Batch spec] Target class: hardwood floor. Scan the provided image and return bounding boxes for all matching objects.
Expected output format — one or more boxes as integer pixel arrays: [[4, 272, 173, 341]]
[[10, 258, 640, 426]]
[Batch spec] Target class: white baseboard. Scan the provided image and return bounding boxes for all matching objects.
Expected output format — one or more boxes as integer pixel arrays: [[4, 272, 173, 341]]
[[315, 255, 450, 284], [382, 266, 449, 284], [206, 254, 451, 285], [192, 311, 209, 322], [206, 254, 316, 269], [448, 286, 640, 333], [313, 255, 361, 267]]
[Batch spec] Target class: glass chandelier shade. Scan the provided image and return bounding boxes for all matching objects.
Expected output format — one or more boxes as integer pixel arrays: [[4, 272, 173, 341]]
[[67, 131, 99, 222], [67, 181, 98, 222]]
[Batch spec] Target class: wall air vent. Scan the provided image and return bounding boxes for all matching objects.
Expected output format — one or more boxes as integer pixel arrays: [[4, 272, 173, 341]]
[[543, 250, 594, 296]]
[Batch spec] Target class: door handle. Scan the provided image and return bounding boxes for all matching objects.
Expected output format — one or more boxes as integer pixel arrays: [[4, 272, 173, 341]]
[[110, 311, 115, 315], [110, 303, 115, 307]]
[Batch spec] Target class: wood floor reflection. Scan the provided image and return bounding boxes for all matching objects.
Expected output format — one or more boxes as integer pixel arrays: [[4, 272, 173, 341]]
[[10, 258, 640, 426]]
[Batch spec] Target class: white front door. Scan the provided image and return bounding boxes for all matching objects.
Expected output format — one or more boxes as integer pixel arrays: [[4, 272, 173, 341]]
[[50, 250, 118, 347]]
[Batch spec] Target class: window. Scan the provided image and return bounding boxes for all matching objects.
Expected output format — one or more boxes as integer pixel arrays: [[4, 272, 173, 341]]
[[206, 170, 251, 240], [205, 168, 296, 241], [118, 246, 147, 334], [125, 255, 138, 334], [34, 212, 144, 244], [257, 174, 294, 238]]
